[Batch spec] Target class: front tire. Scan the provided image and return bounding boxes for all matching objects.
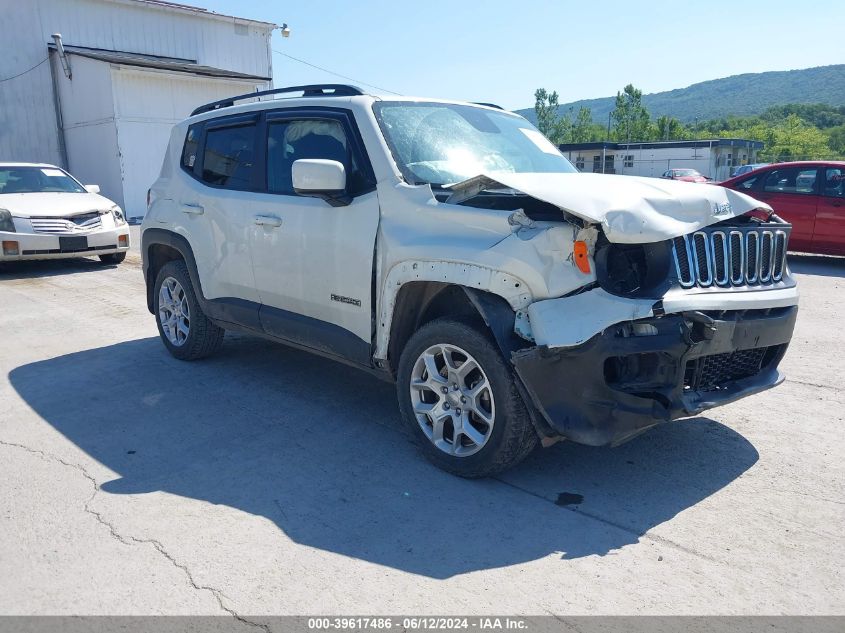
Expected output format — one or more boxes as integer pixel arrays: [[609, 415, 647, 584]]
[[153, 260, 224, 360], [99, 252, 126, 265], [397, 318, 538, 477]]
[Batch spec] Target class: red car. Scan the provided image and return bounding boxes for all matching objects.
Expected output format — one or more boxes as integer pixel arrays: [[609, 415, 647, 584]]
[[660, 168, 710, 183], [720, 161, 845, 256]]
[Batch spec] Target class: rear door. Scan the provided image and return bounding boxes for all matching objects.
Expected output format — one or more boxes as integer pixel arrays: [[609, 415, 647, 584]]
[[753, 166, 820, 251], [248, 108, 380, 364], [813, 166, 845, 255], [180, 113, 263, 327]]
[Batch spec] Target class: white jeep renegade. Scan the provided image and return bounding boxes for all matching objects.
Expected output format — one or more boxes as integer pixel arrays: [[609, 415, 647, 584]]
[[142, 85, 798, 477]]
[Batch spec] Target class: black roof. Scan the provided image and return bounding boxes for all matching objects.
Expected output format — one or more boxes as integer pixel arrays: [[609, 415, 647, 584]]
[[191, 84, 366, 116]]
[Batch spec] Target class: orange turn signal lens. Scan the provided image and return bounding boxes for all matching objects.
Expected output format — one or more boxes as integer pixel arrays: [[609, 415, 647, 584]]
[[2, 240, 19, 256], [573, 240, 591, 274], [118, 234, 128, 247]]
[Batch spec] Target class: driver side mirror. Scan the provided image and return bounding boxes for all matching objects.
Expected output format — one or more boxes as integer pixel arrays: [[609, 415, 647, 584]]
[[292, 159, 350, 207], [84, 184, 101, 194]]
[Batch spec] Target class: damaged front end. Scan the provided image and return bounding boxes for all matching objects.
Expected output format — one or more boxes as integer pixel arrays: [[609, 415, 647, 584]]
[[509, 212, 799, 446], [444, 174, 799, 446], [512, 306, 796, 446]]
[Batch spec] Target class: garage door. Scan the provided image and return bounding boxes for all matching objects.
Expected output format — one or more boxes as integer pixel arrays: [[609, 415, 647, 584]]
[[111, 68, 266, 219]]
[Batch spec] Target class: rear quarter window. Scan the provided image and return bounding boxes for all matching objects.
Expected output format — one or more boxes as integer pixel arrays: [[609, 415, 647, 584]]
[[181, 125, 200, 172]]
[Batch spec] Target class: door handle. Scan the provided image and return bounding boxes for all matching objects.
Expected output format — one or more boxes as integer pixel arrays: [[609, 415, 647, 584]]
[[181, 203, 204, 215], [254, 215, 282, 227]]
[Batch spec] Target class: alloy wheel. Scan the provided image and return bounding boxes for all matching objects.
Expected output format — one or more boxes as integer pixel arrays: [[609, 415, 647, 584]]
[[409, 343, 495, 457], [158, 276, 190, 346]]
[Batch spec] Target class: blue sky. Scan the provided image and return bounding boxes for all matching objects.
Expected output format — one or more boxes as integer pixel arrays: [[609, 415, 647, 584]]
[[203, 0, 844, 111]]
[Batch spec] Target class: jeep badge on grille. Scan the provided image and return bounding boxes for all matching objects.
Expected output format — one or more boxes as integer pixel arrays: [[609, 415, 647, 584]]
[[713, 202, 732, 217]]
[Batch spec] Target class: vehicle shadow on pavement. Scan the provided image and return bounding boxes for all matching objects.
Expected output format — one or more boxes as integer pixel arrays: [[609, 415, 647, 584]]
[[9, 335, 759, 578], [0, 258, 119, 279], [788, 253, 845, 278]]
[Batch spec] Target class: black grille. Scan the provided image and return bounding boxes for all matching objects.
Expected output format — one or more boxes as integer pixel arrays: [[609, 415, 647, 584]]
[[730, 232, 743, 282], [746, 232, 758, 282], [692, 233, 710, 284], [684, 347, 769, 392], [22, 244, 117, 255], [711, 233, 727, 284], [673, 236, 692, 285], [760, 232, 773, 281], [773, 232, 786, 279]]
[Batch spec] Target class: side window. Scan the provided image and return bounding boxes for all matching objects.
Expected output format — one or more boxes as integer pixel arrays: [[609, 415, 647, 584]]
[[181, 125, 200, 171], [266, 119, 364, 196], [824, 168, 844, 198], [201, 124, 257, 189], [735, 174, 759, 190], [762, 167, 817, 195]]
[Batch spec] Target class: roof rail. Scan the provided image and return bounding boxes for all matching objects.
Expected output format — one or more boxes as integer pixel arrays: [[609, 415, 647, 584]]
[[472, 102, 504, 110], [191, 84, 366, 116]]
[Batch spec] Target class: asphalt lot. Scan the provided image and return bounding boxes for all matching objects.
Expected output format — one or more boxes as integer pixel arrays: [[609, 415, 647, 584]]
[[0, 250, 843, 618]]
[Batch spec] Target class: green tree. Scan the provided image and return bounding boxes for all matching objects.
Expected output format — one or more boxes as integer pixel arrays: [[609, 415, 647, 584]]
[[826, 125, 845, 156], [571, 107, 594, 143], [763, 114, 830, 160], [534, 88, 569, 143], [611, 84, 651, 142], [653, 115, 689, 141]]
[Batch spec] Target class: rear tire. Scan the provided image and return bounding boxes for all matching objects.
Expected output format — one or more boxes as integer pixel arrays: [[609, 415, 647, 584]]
[[396, 317, 538, 478], [99, 252, 126, 265], [153, 260, 224, 360]]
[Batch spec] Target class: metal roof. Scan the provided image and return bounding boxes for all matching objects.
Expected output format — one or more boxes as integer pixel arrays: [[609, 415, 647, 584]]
[[118, 0, 277, 28], [49, 44, 272, 82]]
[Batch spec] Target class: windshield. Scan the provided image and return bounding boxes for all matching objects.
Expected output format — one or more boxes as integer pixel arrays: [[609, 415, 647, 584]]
[[373, 102, 577, 187], [0, 167, 86, 194], [675, 169, 701, 177]]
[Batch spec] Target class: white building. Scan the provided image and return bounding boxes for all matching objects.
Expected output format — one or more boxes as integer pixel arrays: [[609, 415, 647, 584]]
[[558, 139, 764, 182], [0, 0, 275, 219]]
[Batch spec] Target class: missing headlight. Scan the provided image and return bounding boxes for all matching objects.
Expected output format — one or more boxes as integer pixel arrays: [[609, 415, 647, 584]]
[[594, 237, 673, 298]]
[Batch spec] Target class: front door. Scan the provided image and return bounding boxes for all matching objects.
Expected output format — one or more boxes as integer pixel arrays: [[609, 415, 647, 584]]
[[814, 166, 845, 255], [249, 111, 380, 365], [753, 166, 820, 251]]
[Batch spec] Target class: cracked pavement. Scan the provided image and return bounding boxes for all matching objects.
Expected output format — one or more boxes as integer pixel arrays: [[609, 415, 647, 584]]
[[0, 253, 843, 615]]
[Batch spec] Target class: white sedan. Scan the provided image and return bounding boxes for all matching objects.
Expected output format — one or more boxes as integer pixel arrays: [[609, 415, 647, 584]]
[[0, 163, 130, 264]]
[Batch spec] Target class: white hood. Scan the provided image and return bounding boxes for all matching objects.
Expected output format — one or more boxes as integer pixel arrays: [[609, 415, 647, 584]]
[[447, 172, 771, 244], [0, 192, 117, 218]]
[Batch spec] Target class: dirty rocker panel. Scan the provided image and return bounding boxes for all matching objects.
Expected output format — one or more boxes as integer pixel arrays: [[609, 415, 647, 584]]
[[511, 306, 798, 446]]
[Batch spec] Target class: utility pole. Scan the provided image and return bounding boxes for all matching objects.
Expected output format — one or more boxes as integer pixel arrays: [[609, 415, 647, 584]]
[[693, 117, 700, 159]]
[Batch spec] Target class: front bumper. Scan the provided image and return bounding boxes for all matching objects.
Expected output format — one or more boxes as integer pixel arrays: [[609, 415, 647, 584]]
[[0, 228, 130, 261], [512, 306, 797, 446]]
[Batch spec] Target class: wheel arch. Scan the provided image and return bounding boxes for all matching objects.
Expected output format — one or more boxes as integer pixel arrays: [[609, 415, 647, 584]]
[[142, 229, 205, 315], [383, 281, 527, 377], [376, 260, 533, 370]]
